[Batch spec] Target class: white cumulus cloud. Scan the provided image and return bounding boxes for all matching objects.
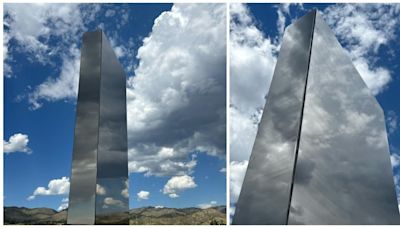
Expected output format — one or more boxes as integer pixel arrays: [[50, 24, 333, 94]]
[[230, 160, 248, 205], [27, 177, 70, 200], [4, 3, 99, 108], [229, 4, 276, 217], [323, 4, 400, 95], [229, 4, 276, 213], [3, 3, 91, 68], [28, 46, 81, 110], [96, 184, 106, 195], [391, 153, 400, 168], [162, 175, 197, 198], [197, 200, 217, 209], [121, 180, 129, 198], [57, 198, 69, 211], [137, 190, 150, 201], [230, 3, 277, 163], [104, 197, 125, 207], [387, 110, 398, 135], [127, 4, 226, 177], [4, 133, 31, 154]]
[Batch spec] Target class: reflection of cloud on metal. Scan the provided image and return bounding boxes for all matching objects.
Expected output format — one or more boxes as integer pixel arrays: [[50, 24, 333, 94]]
[[96, 184, 106, 195], [121, 180, 129, 198], [234, 10, 400, 225], [104, 197, 125, 208]]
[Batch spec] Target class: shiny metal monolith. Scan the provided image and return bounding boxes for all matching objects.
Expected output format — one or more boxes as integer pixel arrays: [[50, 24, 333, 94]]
[[67, 30, 128, 225], [233, 10, 399, 225]]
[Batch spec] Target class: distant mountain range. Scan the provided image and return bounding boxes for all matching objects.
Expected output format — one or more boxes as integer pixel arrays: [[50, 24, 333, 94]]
[[4, 206, 226, 225]]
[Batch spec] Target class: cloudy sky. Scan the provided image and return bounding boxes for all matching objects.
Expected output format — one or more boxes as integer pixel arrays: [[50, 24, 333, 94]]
[[230, 3, 400, 220], [4, 3, 226, 211], [4, 2, 400, 218]]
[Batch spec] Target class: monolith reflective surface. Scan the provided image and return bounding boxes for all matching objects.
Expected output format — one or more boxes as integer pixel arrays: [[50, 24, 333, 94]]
[[233, 10, 399, 225], [67, 30, 128, 225], [233, 11, 315, 225], [288, 12, 399, 225]]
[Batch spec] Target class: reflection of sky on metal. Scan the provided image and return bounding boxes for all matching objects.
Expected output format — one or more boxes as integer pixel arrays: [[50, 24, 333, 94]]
[[233, 11, 315, 225], [234, 10, 400, 225], [95, 31, 128, 224], [96, 178, 129, 224], [67, 31, 101, 225], [289, 12, 399, 224], [67, 31, 128, 224]]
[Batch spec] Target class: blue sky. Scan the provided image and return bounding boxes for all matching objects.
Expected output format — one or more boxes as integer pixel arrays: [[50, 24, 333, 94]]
[[230, 3, 400, 220], [4, 3, 226, 211]]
